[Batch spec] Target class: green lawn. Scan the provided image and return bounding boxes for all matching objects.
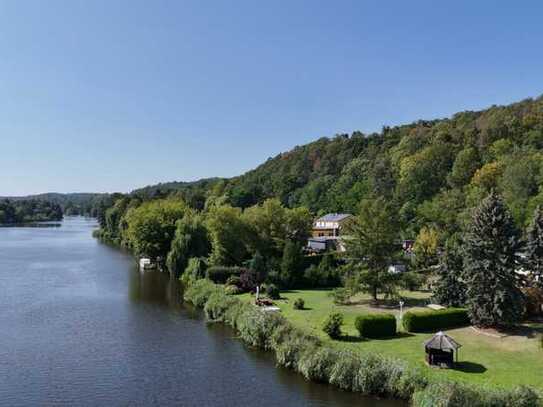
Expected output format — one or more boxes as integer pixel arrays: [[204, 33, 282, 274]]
[[241, 289, 543, 389]]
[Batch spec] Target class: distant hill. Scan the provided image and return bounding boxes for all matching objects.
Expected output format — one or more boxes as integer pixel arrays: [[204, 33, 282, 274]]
[[122, 94, 543, 237], [0, 193, 108, 216], [11, 94, 543, 238]]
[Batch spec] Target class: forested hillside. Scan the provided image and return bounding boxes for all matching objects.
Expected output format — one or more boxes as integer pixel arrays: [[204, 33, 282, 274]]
[[1, 193, 110, 217], [0, 199, 63, 224], [125, 95, 543, 237], [90, 95, 543, 285]]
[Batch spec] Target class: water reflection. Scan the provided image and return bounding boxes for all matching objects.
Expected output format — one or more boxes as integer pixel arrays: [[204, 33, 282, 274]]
[[130, 268, 403, 407]]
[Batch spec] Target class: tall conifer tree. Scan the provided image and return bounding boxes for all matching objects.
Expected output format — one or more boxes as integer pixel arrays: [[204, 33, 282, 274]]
[[433, 237, 466, 307], [463, 192, 524, 327], [525, 206, 543, 288]]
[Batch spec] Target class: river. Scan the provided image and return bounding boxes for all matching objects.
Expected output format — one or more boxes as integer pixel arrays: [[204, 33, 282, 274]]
[[0, 217, 403, 406]]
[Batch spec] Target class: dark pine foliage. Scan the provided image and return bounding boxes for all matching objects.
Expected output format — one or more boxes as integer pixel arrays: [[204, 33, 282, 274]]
[[432, 238, 467, 307], [525, 206, 543, 288], [463, 192, 525, 328]]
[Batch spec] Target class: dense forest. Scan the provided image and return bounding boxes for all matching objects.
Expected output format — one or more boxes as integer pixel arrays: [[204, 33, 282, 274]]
[[122, 95, 543, 233], [0, 199, 63, 224], [88, 96, 543, 335], [91, 95, 543, 289], [0, 193, 111, 218]]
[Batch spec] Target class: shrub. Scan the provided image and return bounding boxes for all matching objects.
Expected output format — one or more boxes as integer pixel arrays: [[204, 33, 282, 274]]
[[274, 329, 319, 370], [355, 313, 397, 338], [236, 307, 285, 349], [239, 267, 258, 291], [224, 285, 242, 295], [182, 280, 541, 406], [330, 287, 351, 305], [303, 254, 340, 288], [400, 271, 426, 291], [265, 283, 280, 300], [383, 362, 428, 400], [412, 382, 475, 407], [297, 347, 338, 382], [183, 279, 220, 308], [204, 291, 239, 321], [206, 266, 243, 284], [223, 300, 253, 329], [354, 353, 390, 395], [403, 308, 469, 333], [225, 275, 242, 287], [322, 313, 343, 339], [293, 298, 305, 310], [329, 351, 361, 391], [180, 257, 207, 285], [505, 386, 541, 407]]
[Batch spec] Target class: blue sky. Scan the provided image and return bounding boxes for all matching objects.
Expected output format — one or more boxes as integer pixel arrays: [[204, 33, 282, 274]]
[[1, 1, 542, 195]]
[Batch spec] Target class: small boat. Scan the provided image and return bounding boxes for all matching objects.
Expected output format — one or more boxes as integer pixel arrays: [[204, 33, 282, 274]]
[[139, 258, 154, 271]]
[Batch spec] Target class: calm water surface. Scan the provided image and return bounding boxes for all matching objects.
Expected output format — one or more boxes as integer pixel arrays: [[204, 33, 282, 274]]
[[0, 217, 403, 406]]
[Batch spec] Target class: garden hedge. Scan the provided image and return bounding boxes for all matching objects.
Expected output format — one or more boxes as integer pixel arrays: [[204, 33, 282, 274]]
[[402, 308, 469, 333], [205, 266, 243, 283], [355, 313, 397, 338], [183, 279, 540, 406]]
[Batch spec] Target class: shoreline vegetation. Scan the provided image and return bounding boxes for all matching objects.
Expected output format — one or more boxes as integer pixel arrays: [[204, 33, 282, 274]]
[[87, 95, 543, 406], [183, 279, 540, 407], [0, 199, 63, 225]]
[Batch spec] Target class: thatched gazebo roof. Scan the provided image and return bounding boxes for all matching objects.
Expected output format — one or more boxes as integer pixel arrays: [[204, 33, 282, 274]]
[[424, 331, 461, 351]]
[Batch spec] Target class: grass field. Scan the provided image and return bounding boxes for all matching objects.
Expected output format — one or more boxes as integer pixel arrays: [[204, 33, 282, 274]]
[[241, 289, 543, 389]]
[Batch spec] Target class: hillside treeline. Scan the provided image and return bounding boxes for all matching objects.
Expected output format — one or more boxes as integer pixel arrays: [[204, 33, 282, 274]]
[[120, 95, 543, 237], [0, 199, 63, 224]]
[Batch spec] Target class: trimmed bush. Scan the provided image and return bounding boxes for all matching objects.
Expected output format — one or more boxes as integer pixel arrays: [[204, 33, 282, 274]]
[[322, 313, 343, 339], [355, 313, 397, 338], [403, 308, 469, 333], [265, 283, 280, 299], [293, 298, 305, 310], [206, 266, 243, 284], [183, 280, 541, 406]]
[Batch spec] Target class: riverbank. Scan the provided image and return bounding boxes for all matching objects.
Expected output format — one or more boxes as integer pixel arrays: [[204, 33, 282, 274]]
[[184, 279, 541, 406], [244, 289, 543, 390], [3, 217, 391, 407]]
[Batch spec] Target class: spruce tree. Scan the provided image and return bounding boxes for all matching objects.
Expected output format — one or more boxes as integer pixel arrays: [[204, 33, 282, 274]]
[[433, 237, 466, 307], [525, 206, 543, 288], [463, 192, 524, 327], [280, 240, 304, 288]]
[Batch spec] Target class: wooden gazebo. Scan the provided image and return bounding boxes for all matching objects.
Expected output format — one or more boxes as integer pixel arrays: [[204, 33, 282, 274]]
[[424, 331, 461, 368]]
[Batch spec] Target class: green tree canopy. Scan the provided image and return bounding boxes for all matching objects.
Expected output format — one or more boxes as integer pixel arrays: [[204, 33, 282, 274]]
[[343, 197, 401, 300], [463, 192, 524, 327], [166, 213, 211, 276], [124, 199, 188, 262]]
